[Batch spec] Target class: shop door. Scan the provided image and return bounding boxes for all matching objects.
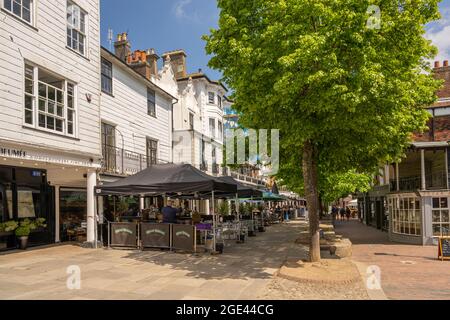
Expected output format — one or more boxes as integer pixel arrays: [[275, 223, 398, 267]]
[[376, 200, 383, 230]]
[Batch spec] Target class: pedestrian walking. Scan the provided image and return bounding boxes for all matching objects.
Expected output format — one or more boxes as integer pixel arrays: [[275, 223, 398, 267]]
[[346, 206, 351, 221], [339, 207, 346, 221], [331, 205, 338, 227]]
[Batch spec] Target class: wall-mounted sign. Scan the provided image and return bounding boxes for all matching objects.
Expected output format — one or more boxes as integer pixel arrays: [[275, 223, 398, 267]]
[[0, 145, 101, 168]]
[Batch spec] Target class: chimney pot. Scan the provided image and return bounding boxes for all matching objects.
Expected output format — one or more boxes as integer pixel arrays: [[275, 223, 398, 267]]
[[122, 32, 128, 41], [435, 61, 441, 68], [444, 60, 449, 67], [198, 68, 202, 73], [117, 34, 122, 42]]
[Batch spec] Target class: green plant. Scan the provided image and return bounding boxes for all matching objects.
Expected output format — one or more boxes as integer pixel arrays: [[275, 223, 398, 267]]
[[1, 221, 19, 232], [218, 201, 230, 216], [10, 218, 46, 237], [15, 226, 31, 237]]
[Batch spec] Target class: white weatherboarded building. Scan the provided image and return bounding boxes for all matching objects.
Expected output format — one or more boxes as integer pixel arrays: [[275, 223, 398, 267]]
[[0, 0, 101, 249]]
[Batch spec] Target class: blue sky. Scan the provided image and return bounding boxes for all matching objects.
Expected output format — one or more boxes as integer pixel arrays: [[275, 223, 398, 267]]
[[100, 0, 450, 82], [100, 0, 222, 81]]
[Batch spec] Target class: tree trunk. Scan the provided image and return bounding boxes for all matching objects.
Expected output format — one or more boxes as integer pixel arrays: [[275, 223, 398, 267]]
[[302, 140, 321, 262]]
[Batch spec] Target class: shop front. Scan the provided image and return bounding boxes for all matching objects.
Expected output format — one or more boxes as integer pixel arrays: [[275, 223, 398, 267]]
[[0, 165, 54, 250], [0, 142, 101, 250]]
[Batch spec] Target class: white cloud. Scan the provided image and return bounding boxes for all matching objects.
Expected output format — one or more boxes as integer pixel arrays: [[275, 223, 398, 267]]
[[174, 0, 191, 18], [426, 24, 450, 62]]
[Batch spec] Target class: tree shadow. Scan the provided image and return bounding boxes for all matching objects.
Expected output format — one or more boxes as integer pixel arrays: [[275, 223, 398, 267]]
[[120, 222, 308, 281]]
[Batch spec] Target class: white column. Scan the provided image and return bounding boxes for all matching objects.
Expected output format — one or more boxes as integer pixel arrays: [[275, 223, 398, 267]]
[[421, 149, 426, 191], [55, 186, 60, 243], [396, 163, 400, 192], [86, 170, 97, 244], [384, 165, 390, 185], [139, 196, 145, 211]]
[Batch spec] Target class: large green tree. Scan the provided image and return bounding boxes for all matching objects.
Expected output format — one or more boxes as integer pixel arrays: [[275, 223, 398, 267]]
[[205, 0, 441, 262]]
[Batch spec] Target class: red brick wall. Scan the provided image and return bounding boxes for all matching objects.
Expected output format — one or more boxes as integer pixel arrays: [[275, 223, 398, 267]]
[[434, 115, 450, 141], [414, 115, 450, 142], [434, 65, 450, 99]]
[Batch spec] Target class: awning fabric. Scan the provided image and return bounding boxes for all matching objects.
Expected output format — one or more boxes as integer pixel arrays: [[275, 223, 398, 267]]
[[96, 164, 237, 196]]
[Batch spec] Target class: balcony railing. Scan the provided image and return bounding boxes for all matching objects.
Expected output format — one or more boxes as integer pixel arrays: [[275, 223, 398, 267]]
[[230, 171, 267, 187], [390, 171, 448, 192], [101, 145, 169, 176]]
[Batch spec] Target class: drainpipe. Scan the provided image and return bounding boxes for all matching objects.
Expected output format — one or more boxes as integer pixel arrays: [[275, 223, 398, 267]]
[[421, 149, 426, 191]]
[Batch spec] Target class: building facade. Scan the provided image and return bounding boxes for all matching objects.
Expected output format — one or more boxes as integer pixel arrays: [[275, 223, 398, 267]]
[[0, 0, 101, 249], [359, 60, 450, 245]]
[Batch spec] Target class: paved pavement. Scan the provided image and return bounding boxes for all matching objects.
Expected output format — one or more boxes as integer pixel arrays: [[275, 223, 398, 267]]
[[0, 222, 304, 300], [335, 220, 450, 300]]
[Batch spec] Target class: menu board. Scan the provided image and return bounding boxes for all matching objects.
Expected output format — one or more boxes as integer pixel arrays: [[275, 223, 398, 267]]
[[172, 224, 196, 252], [110, 223, 138, 248], [141, 223, 171, 249], [438, 237, 450, 261]]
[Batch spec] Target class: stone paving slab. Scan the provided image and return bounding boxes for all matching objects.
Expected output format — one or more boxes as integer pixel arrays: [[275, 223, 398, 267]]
[[335, 220, 450, 300], [0, 222, 305, 300]]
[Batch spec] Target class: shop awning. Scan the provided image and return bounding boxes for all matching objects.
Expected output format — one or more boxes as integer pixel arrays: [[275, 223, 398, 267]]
[[96, 164, 237, 196]]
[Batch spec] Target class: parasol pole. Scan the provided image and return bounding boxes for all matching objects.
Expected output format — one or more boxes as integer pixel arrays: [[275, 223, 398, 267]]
[[235, 193, 239, 222], [212, 191, 216, 253]]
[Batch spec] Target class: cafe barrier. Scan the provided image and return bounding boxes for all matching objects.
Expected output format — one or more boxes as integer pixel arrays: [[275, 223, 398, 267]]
[[172, 224, 197, 253], [141, 223, 171, 249], [109, 222, 139, 249]]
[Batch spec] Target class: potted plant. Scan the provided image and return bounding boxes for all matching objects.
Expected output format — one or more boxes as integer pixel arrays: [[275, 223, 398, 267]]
[[15, 218, 46, 250], [0, 221, 18, 237]]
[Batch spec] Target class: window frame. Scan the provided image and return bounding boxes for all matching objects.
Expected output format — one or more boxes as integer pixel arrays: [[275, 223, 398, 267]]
[[66, 0, 88, 56], [189, 112, 194, 131], [23, 62, 78, 138], [147, 88, 156, 118], [101, 58, 113, 95], [2, 0, 34, 26], [146, 138, 158, 166], [389, 196, 422, 236], [432, 197, 450, 237], [209, 118, 216, 139], [218, 95, 222, 109], [218, 120, 223, 141], [208, 92, 215, 105]]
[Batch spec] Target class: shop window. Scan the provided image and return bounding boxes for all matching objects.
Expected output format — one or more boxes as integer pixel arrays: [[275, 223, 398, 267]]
[[432, 197, 450, 237], [60, 189, 87, 242], [17, 187, 40, 218], [389, 196, 421, 236]]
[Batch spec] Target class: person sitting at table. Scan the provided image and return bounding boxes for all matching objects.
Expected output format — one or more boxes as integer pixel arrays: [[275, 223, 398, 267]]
[[162, 200, 178, 224]]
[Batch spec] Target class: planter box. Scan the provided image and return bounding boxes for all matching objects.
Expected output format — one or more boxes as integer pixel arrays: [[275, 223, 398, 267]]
[[0, 231, 13, 237]]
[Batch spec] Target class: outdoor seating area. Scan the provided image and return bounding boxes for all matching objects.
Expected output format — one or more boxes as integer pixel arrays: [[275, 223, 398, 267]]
[[96, 164, 300, 254]]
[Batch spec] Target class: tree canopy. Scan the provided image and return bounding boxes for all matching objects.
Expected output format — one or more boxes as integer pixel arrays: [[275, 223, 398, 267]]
[[205, 0, 442, 261]]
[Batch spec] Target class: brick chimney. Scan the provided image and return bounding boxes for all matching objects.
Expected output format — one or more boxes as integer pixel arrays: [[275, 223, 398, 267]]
[[433, 60, 450, 99], [114, 33, 131, 62], [146, 49, 159, 76], [162, 50, 187, 79], [128, 50, 152, 80]]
